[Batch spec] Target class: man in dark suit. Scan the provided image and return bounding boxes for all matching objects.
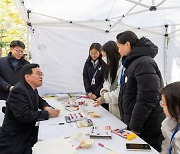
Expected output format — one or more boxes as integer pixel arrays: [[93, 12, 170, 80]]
[[0, 40, 29, 100], [0, 63, 60, 154]]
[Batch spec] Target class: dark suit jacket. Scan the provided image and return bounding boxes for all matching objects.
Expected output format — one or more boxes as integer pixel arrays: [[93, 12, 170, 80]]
[[0, 80, 50, 154], [0, 52, 29, 100]]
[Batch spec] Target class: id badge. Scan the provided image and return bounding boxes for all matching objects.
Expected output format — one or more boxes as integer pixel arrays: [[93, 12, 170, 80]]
[[91, 78, 95, 85]]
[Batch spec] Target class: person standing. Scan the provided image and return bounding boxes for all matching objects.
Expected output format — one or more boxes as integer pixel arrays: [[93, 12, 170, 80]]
[[0, 63, 60, 154], [116, 31, 165, 152], [160, 82, 180, 154], [0, 40, 29, 100], [93, 41, 121, 119], [23, 53, 28, 61], [83, 43, 105, 100]]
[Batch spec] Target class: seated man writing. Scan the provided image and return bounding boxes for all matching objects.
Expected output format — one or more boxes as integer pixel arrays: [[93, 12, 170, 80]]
[[0, 63, 60, 154]]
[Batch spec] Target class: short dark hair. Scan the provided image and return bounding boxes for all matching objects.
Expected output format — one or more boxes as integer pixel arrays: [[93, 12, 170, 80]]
[[10, 40, 25, 49], [21, 64, 40, 79], [116, 31, 139, 49], [161, 82, 180, 122]]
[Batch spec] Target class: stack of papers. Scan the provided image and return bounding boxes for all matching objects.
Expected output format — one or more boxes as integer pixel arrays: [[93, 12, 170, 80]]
[[33, 136, 77, 154], [56, 94, 70, 100]]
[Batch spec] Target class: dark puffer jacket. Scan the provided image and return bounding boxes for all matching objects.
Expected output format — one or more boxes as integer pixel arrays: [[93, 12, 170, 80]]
[[118, 37, 165, 151], [83, 58, 104, 97], [0, 52, 29, 100]]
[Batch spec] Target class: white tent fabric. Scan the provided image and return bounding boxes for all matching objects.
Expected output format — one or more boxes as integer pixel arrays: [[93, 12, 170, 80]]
[[31, 26, 116, 94], [14, 0, 180, 95]]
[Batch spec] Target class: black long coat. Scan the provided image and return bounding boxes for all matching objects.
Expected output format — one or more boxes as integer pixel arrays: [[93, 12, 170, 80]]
[[118, 37, 165, 152], [83, 58, 104, 97], [0, 80, 50, 154], [0, 52, 29, 100]]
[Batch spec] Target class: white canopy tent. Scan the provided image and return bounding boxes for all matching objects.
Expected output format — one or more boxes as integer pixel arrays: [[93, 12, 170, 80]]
[[14, 0, 180, 95]]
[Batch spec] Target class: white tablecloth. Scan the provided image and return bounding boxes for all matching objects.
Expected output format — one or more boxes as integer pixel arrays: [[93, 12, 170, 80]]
[[37, 97, 159, 154]]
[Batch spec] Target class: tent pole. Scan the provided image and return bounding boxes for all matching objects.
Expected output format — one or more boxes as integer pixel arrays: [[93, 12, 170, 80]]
[[164, 25, 168, 85], [108, 0, 144, 31], [31, 12, 104, 32], [26, 24, 30, 61], [126, 0, 149, 8], [156, 0, 166, 7]]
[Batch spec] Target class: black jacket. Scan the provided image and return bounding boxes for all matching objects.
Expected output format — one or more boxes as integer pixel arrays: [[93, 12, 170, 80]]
[[0, 52, 29, 100], [83, 58, 104, 97], [0, 80, 50, 154], [118, 37, 165, 148]]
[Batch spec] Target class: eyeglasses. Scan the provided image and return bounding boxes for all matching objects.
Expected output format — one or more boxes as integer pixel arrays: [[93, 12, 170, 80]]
[[14, 48, 24, 54], [33, 72, 44, 77]]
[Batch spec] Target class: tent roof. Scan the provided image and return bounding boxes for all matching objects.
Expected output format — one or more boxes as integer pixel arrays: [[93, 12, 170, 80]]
[[13, 0, 180, 93], [15, 0, 180, 35]]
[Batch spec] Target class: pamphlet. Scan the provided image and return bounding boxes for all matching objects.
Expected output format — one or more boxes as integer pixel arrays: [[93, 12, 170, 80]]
[[76, 119, 93, 128], [65, 106, 79, 112], [89, 126, 112, 138], [65, 113, 86, 123]]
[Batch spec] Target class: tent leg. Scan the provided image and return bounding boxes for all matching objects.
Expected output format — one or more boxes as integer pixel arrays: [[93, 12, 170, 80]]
[[164, 25, 168, 85], [26, 24, 30, 61]]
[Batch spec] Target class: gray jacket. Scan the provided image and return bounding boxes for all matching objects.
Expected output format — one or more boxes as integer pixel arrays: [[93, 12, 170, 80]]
[[161, 118, 180, 154]]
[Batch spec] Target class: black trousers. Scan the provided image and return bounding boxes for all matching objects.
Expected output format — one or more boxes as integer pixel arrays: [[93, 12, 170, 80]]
[[140, 132, 164, 152], [0, 126, 38, 154]]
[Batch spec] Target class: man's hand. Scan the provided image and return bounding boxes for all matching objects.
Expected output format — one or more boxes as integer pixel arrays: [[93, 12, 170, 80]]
[[93, 97, 102, 107], [48, 109, 60, 118], [44, 106, 60, 118], [44, 106, 52, 111]]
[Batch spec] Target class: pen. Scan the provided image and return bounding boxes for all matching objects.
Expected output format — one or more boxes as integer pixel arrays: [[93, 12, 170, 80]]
[[98, 143, 113, 152], [74, 113, 78, 119], [49, 122, 64, 125], [79, 113, 83, 117], [58, 122, 64, 125], [70, 114, 73, 119], [91, 126, 95, 133], [51, 106, 55, 109]]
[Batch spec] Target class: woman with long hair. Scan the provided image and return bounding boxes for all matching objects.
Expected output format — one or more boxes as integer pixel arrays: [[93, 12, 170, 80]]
[[93, 41, 121, 118], [160, 82, 180, 154]]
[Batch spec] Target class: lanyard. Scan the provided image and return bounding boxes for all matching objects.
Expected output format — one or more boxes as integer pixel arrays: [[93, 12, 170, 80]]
[[120, 59, 126, 85], [91, 67, 101, 85], [169, 123, 179, 154]]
